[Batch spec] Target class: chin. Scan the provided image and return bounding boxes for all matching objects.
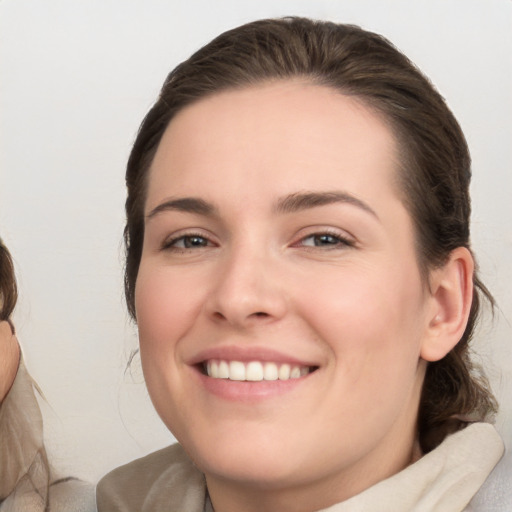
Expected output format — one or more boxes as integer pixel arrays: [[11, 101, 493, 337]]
[[181, 433, 307, 487], [202, 456, 301, 489]]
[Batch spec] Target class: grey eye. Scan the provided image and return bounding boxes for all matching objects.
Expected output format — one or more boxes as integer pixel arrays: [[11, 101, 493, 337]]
[[180, 235, 209, 248], [302, 234, 345, 247]]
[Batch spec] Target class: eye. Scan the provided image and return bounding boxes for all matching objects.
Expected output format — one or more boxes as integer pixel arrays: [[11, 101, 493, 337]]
[[298, 232, 354, 249], [162, 233, 213, 251]]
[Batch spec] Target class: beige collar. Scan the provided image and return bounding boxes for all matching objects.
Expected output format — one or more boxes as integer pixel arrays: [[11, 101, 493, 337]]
[[319, 422, 504, 512], [98, 422, 504, 512]]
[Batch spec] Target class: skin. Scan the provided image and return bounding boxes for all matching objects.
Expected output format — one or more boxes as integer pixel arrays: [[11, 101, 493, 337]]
[[0, 320, 19, 402], [135, 81, 473, 512]]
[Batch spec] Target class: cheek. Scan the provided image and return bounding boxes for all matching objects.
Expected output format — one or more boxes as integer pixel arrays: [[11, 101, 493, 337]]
[[134, 265, 199, 431], [302, 269, 426, 436], [135, 264, 199, 356], [297, 261, 426, 371]]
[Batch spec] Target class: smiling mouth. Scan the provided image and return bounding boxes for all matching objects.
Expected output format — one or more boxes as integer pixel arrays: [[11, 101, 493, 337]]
[[202, 360, 318, 382]]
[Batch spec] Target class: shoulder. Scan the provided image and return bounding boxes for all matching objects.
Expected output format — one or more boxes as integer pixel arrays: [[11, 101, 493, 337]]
[[50, 478, 97, 512], [96, 444, 206, 512], [0, 479, 96, 512], [469, 448, 512, 512]]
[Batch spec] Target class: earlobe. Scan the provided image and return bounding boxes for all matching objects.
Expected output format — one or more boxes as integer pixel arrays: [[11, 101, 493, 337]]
[[420, 247, 474, 362]]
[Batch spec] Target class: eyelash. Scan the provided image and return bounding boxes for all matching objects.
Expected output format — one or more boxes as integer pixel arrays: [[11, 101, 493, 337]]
[[161, 229, 354, 253], [161, 232, 214, 252], [294, 230, 355, 250]]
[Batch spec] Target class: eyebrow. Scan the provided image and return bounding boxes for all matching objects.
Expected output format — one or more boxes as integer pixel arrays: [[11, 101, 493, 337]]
[[146, 197, 218, 219], [275, 191, 379, 219], [146, 190, 379, 221]]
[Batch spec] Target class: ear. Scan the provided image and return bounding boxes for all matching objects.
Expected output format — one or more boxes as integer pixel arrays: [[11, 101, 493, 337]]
[[420, 247, 474, 362]]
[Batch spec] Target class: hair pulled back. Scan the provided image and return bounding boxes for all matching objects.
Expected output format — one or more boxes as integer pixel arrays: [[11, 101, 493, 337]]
[[0, 239, 17, 322], [123, 17, 497, 452]]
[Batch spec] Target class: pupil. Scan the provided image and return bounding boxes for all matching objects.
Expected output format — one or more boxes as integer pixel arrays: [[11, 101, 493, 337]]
[[315, 235, 336, 246], [185, 236, 206, 248]]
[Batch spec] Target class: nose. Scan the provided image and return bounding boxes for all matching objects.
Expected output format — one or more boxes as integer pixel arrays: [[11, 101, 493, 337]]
[[206, 245, 287, 329]]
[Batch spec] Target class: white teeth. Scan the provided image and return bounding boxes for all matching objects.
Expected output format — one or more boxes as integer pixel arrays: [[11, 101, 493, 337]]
[[208, 360, 229, 379], [290, 366, 301, 379], [246, 361, 264, 381], [229, 361, 246, 381], [205, 359, 311, 382], [263, 362, 279, 381], [278, 364, 291, 380], [218, 360, 230, 379]]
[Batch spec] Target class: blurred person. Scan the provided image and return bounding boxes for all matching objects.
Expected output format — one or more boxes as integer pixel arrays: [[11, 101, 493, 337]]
[[0, 238, 96, 511]]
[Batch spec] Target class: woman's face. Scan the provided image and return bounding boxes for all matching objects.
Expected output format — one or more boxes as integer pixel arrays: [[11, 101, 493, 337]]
[[136, 82, 434, 501]]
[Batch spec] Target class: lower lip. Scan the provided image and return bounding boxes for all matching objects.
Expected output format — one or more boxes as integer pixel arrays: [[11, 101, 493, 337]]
[[193, 368, 311, 402]]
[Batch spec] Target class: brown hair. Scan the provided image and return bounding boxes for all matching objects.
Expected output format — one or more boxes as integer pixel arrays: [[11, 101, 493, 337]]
[[0, 238, 18, 322], [123, 17, 497, 452]]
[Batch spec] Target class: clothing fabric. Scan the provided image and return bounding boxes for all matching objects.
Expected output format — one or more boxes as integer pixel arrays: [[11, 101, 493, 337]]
[[97, 422, 504, 512], [0, 357, 96, 512]]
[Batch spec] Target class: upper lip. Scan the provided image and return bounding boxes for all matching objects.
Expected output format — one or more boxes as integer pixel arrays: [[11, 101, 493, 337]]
[[188, 345, 319, 367]]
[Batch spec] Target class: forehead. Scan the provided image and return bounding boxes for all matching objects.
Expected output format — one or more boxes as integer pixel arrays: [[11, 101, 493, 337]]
[[147, 81, 400, 210]]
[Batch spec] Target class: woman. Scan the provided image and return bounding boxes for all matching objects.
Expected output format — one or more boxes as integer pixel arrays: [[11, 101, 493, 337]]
[[97, 18, 504, 511], [0, 239, 96, 511]]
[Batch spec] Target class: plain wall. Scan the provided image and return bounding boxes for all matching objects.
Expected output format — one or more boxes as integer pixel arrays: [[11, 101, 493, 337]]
[[1, 0, 511, 482]]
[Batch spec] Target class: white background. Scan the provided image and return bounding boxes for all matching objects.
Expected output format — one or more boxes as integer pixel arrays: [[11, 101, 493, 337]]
[[1, 0, 511, 483]]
